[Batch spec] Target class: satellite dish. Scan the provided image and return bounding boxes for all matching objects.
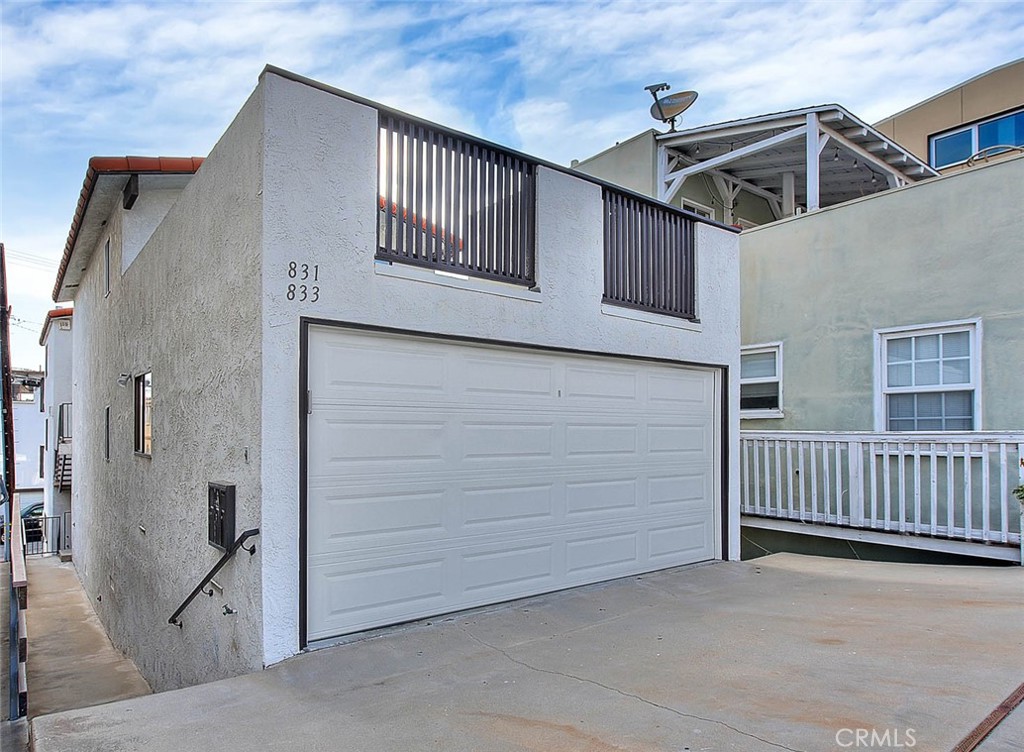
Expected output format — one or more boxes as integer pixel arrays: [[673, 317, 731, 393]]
[[646, 85, 698, 132]]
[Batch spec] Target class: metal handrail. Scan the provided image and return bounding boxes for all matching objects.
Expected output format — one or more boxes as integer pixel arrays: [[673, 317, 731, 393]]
[[168, 528, 259, 627]]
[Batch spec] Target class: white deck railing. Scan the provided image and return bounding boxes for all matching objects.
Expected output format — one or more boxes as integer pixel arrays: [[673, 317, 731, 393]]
[[740, 432, 1024, 546]]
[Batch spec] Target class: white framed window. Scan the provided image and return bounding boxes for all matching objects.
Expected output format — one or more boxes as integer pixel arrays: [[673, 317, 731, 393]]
[[929, 107, 1024, 168], [740, 343, 783, 418], [682, 200, 714, 220], [874, 320, 981, 431]]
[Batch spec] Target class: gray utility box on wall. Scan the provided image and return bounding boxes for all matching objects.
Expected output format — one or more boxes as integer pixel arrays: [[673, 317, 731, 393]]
[[208, 482, 236, 551]]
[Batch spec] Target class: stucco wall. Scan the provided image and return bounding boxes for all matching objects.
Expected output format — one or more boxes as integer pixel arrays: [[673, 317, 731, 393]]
[[741, 155, 1024, 431], [42, 320, 73, 519], [71, 85, 265, 691], [121, 187, 185, 272], [258, 72, 741, 665]]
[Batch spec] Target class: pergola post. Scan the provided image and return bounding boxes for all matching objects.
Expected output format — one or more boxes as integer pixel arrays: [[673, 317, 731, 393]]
[[805, 112, 820, 211]]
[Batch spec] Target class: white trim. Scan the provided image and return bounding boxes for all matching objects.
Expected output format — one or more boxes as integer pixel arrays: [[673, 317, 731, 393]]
[[600, 303, 703, 332], [681, 199, 714, 220], [872, 318, 982, 431], [374, 260, 542, 303], [740, 342, 783, 418]]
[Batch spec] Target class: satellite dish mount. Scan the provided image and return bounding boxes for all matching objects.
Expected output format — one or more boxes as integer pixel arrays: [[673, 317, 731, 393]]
[[646, 83, 698, 132]]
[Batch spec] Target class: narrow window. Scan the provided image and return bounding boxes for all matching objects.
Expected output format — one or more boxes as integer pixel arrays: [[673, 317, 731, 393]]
[[134, 373, 152, 456], [740, 344, 783, 417], [39, 445, 45, 479], [104, 405, 111, 461], [104, 238, 111, 297]]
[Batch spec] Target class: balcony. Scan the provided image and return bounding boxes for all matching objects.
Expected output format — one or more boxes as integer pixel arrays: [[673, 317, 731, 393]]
[[374, 110, 704, 318]]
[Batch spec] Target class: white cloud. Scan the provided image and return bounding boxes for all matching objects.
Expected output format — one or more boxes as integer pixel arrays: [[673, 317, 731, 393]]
[[1, 0, 1021, 366]]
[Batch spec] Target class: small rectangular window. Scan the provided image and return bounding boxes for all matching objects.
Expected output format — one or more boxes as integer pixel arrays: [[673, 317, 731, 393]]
[[104, 405, 111, 462], [39, 445, 45, 479], [740, 344, 783, 417], [104, 238, 111, 297], [134, 373, 152, 456], [878, 322, 978, 431]]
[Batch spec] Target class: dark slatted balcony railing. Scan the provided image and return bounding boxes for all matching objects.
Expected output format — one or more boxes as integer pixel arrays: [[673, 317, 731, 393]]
[[602, 188, 697, 320], [377, 114, 536, 287]]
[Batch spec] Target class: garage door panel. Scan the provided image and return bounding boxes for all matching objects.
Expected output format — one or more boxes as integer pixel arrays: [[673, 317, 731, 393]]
[[565, 478, 638, 516], [306, 327, 719, 642], [649, 521, 712, 560], [311, 341, 448, 397], [462, 544, 555, 594], [307, 487, 448, 554], [307, 555, 449, 641], [648, 423, 713, 455], [459, 356, 557, 399], [565, 531, 639, 575], [461, 483, 557, 527], [648, 371, 712, 406], [563, 365, 638, 402], [648, 472, 713, 510], [310, 416, 448, 466], [564, 422, 638, 458], [462, 421, 556, 460]]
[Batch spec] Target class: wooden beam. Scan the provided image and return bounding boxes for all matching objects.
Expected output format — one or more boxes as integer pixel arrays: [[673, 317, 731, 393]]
[[819, 122, 914, 185], [658, 116, 808, 147], [664, 126, 808, 182]]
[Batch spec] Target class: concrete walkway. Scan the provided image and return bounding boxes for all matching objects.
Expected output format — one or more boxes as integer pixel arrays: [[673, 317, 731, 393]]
[[30, 554, 1024, 752], [23, 557, 151, 719]]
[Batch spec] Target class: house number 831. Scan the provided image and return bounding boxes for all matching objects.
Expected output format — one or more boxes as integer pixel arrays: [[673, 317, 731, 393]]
[[286, 262, 320, 303]]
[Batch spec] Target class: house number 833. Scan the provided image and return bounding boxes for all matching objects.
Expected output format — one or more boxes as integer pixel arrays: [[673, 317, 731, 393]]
[[286, 262, 320, 303]]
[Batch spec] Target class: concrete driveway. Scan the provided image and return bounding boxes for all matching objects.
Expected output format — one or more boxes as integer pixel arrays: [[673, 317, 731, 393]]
[[32, 554, 1024, 752]]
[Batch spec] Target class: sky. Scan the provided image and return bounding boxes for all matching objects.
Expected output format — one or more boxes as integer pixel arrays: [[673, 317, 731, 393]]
[[1, 0, 1022, 368]]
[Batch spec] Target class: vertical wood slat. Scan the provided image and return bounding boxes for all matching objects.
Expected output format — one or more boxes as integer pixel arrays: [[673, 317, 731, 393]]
[[998, 444, 1009, 543], [377, 115, 535, 285], [600, 188, 697, 320], [774, 441, 783, 517], [897, 441, 906, 533], [383, 117, 394, 256], [753, 439, 762, 514], [882, 442, 892, 530], [798, 442, 807, 521], [929, 444, 938, 536], [868, 441, 878, 528], [810, 441, 819, 521], [964, 443, 973, 541], [786, 441, 795, 518], [981, 446, 991, 542], [946, 442, 955, 536]]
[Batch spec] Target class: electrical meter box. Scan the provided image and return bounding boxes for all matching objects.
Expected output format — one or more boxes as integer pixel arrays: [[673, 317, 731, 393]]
[[208, 482, 236, 551]]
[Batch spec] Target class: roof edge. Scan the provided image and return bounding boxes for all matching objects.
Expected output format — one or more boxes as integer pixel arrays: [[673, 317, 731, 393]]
[[52, 156, 205, 302], [38, 307, 74, 346]]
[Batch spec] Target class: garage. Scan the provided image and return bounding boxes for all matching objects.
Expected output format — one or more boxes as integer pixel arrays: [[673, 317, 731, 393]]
[[303, 325, 722, 643]]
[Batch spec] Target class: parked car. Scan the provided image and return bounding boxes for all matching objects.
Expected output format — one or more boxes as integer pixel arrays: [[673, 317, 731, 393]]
[[0, 501, 44, 544]]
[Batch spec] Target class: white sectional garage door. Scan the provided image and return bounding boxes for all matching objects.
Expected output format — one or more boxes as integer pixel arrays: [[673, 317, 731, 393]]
[[305, 326, 719, 642]]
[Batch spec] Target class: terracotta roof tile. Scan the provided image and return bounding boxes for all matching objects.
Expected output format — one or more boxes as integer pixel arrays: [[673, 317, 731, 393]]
[[53, 156, 204, 301], [38, 307, 74, 345]]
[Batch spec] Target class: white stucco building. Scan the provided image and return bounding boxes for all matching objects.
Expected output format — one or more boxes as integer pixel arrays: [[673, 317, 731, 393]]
[[52, 67, 742, 691], [39, 308, 74, 531], [12, 368, 45, 509]]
